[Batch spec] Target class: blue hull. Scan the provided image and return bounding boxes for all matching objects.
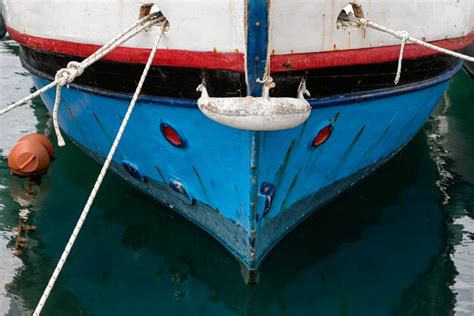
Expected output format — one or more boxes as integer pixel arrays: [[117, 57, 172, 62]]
[[31, 62, 462, 270]]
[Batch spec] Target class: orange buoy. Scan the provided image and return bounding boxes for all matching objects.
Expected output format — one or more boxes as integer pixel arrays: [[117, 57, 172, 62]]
[[8, 133, 53, 176], [19, 133, 54, 159]]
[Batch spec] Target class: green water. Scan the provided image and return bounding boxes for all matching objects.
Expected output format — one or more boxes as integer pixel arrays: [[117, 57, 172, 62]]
[[1, 38, 474, 316]]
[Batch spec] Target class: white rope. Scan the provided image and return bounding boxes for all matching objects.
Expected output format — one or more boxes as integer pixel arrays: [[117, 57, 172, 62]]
[[0, 81, 57, 115], [33, 25, 166, 316], [394, 31, 409, 85], [0, 14, 160, 146], [354, 17, 474, 84]]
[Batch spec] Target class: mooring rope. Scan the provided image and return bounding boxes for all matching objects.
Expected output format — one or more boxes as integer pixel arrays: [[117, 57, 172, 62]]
[[32, 22, 166, 316], [0, 13, 161, 146], [352, 16, 474, 84]]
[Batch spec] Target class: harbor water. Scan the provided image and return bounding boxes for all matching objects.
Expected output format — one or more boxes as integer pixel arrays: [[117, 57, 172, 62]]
[[1, 38, 474, 315]]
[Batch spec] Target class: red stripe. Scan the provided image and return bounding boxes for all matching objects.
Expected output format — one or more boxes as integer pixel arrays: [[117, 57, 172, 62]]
[[7, 26, 474, 73], [6, 26, 245, 72], [271, 32, 474, 73]]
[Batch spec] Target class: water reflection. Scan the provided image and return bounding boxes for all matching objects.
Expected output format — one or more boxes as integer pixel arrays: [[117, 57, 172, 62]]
[[1, 37, 474, 315], [0, 37, 40, 315], [6, 126, 450, 315], [429, 71, 474, 315]]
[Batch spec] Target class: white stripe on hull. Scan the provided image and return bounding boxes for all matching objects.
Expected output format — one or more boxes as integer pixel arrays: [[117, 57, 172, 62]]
[[269, 0, 474, 54], [1, 0, 473, 54], [1, 0, 246, 53]]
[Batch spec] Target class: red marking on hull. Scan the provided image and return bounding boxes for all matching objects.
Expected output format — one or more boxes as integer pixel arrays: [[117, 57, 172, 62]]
[[271, 32, 474, 73], [6, 26, 474, 73], [6, 26, 245, 72]]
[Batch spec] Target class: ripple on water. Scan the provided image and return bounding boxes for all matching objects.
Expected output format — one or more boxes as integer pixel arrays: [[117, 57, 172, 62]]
[[0, 38, 42, 314], [428, 72, 474, 316]]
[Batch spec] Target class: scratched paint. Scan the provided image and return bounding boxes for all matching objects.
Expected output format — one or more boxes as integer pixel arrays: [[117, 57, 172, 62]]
[[30, 60, 460, 270], [253, 72, 454, 267]]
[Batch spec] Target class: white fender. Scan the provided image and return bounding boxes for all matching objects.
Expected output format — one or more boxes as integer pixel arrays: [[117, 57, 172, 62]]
[[196, 78, 311, 131]]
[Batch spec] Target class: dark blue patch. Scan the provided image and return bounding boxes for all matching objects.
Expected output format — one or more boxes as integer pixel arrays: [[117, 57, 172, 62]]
[[122, 161, 146, 182], [260, 182, 276, 218], [246, 0, 269, 96]]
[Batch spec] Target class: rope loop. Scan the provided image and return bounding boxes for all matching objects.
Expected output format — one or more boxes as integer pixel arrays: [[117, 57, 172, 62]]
[[256, 76, 276, 90], [257, 75, 276, 99], [394, 31, 409, 85], [54, 61, 84, 87]]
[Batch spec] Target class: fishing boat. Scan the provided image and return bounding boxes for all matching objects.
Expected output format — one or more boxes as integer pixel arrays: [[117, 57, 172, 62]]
[[1, 0, 473, 280]]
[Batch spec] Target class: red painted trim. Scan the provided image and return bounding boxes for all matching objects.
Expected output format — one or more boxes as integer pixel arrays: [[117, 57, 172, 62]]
[[6, 25, 474, 73], [271, 32, 474, 73], [6, 26, 245, 72]]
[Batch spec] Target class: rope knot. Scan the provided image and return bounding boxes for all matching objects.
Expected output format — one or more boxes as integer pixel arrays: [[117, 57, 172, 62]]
[[394, 30, 409, 41], [55, 61, 84, 87], [394, 31, 410, 85]]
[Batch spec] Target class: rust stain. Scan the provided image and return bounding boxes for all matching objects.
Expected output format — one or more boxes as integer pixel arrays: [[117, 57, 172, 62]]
[[282, 60, 293, 68], [139, 4, 153, 19]]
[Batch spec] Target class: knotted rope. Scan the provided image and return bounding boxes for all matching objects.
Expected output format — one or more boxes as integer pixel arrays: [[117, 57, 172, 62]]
[[33, 22, 167, 316], [52, 62, 84, 146], [394, 31, 409, 85], [0, 13, 162, 146], [355, 17, 474, 85]]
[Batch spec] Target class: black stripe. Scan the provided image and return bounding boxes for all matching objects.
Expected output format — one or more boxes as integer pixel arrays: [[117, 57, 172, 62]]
[[20, 45, 459, 99]]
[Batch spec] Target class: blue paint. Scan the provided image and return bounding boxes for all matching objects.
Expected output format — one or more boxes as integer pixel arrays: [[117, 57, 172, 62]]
[[30, 62, 460, 270], [259, 181, 276, 219], [121, 161, 145, 182], [246, 0, 269, 96]]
